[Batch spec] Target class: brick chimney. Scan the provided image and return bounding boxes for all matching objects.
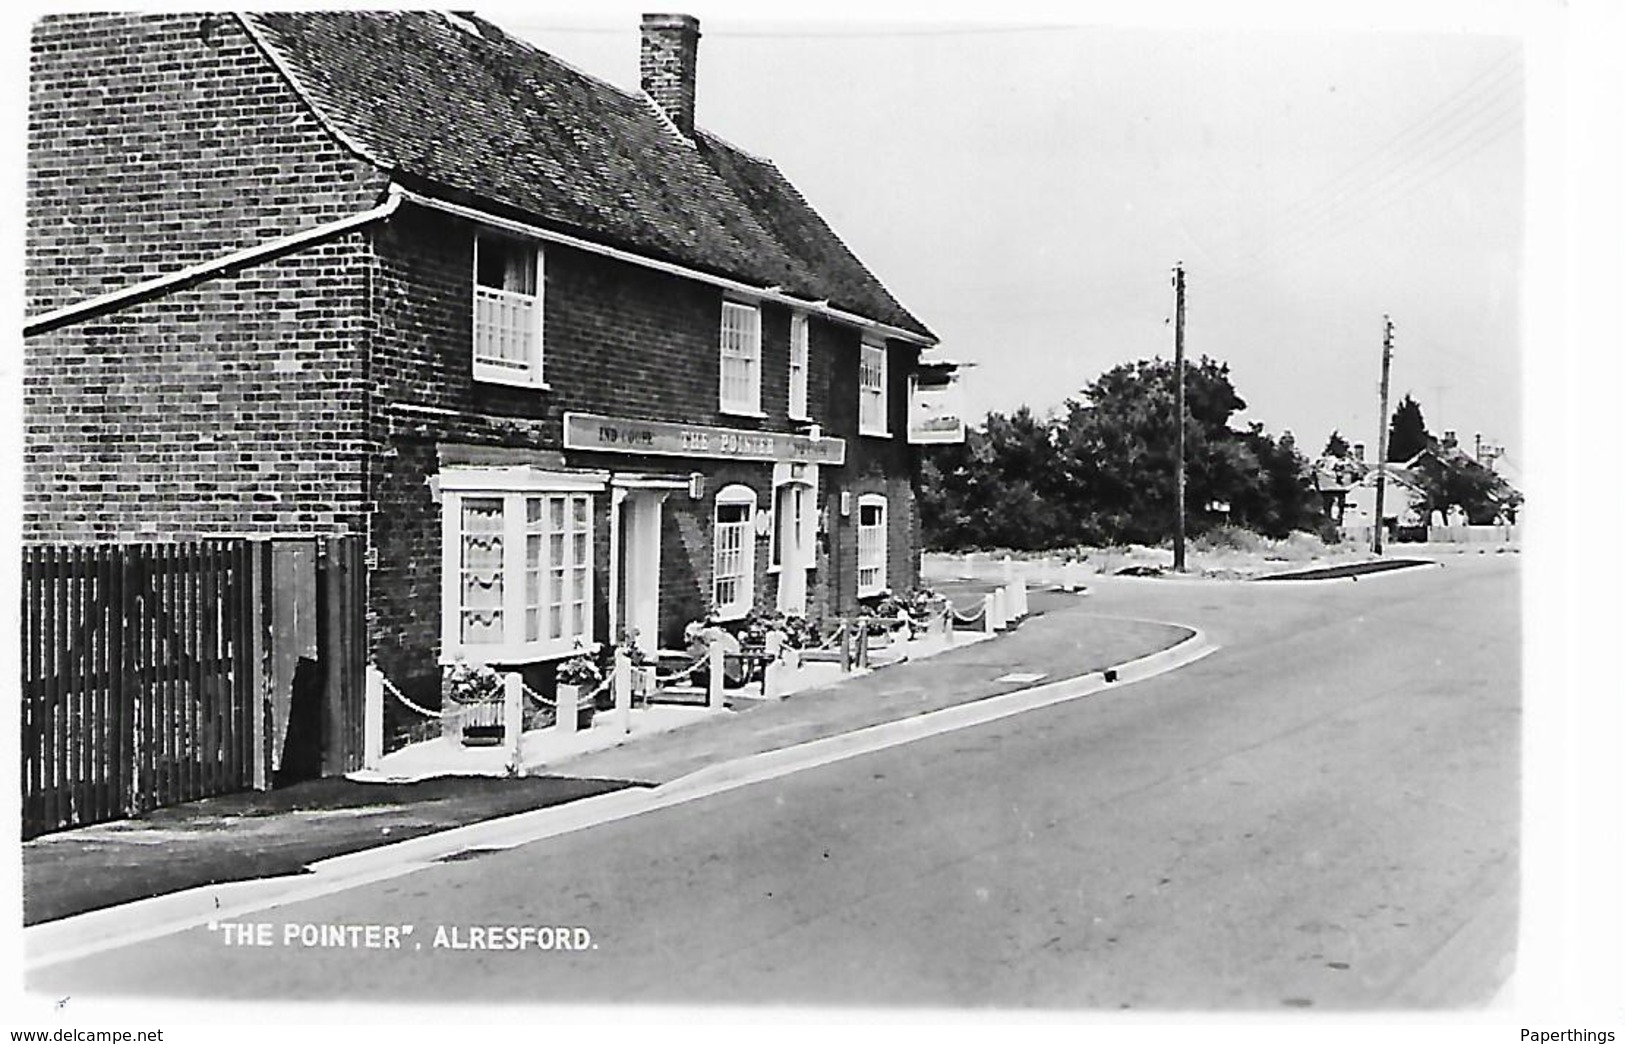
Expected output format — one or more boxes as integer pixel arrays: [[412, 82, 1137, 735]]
[[641, 13, 701, 138], [1352, 442, 1365, 463]]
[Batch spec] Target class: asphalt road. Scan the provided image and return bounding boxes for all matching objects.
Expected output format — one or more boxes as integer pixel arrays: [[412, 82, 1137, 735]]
[[29, 556, 1520, 1010]]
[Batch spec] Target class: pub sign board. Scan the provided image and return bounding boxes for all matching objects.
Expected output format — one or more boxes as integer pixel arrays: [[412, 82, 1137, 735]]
[[563, 411, 847, 466]]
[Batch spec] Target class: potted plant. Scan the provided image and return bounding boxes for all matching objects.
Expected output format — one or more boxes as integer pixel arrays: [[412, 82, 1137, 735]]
[[616, 628, 657, 702], [555, 645, 603, 728], [444, 660, 505, 746]]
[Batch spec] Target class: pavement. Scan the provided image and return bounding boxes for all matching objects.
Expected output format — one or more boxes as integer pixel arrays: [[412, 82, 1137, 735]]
[[21, 583, 1189, 928], [23, 555, 1521, 1008]]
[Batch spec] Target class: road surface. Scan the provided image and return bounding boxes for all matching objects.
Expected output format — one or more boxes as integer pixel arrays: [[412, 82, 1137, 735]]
[[29, 555, 1520, 1009]]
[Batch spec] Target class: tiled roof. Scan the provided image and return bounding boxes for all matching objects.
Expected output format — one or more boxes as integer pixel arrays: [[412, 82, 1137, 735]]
[[243, 11, 932, 338]]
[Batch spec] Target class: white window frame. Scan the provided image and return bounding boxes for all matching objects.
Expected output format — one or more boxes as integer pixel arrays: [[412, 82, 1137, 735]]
[[859, 340, 889, 436], [788, 312, 810, 421], [472, 234, 546, 388], [712, 484, 758, 619], [439, 468, 605, 665], [856, 493, 888, 597], [719, 299, 763, 416]]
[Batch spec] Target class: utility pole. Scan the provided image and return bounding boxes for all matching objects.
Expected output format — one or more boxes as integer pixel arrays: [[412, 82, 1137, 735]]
[[1373, 315, 1394, 555], [1172, 262, 1187, 572]]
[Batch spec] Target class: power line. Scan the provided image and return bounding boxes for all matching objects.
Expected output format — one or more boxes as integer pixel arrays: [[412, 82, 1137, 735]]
[[1257, 53, 1521, 234], [1205, 99, 1521, 294], [1195, 53, 1522, 291]]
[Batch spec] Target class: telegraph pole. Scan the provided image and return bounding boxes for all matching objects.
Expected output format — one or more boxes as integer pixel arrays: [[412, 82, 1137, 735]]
[[1172, 262, 1187, 572], [1373, 315, 1394, 555]]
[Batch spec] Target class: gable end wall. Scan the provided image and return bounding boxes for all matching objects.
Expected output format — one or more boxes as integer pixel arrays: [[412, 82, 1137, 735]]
[[25, 13, 386, 541]]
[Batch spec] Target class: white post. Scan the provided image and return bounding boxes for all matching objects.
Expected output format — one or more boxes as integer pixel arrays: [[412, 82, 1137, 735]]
[[994, 585, 1010, 629], [943, 605, 955, 645], [614, 647, 632, 735], [1001, 555, 1014, 585], [556, 684, 578, 736], [363, 665, 385, 770], [1014, 575, 1029, 617], [502, 671, 523, 770], [983, 592, 998, 634], [707, 641, 725, 709]]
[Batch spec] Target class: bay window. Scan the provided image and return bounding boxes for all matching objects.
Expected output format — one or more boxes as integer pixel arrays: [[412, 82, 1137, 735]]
[[441, 469, 604, 663]]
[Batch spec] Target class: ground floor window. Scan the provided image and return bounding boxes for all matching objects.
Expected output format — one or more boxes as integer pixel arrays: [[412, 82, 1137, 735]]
[[857, 493, 888, 596], [713, 484, 757, 619], [441, 469, 603, 663]]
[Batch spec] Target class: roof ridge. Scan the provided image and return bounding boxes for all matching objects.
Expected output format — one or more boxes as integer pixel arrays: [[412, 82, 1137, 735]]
[[240, 11, 932, 336], [458, 12, 648, 109], [696, 127, 775, 167], [639, 93, 700, 149]]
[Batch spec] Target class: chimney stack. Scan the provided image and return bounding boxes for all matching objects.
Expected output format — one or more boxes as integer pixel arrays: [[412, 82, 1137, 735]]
[[1352, 442, 1365, 463], [1443, 430, 1457, 449], [641, 13, 701, 138]]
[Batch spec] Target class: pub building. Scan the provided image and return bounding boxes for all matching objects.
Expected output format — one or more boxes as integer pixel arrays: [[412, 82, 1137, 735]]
[[23, 11, 964, 750]]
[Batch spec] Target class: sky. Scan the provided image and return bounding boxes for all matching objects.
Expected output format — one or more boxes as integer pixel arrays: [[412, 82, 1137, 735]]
[[496, 2, 1525, 471]]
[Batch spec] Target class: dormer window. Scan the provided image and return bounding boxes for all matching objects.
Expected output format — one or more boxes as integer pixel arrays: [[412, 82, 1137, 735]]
[[473, 234, 544, 387]]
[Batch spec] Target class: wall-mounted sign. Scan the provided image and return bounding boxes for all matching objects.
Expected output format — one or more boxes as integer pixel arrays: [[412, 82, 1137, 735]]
[[563, 411, 847, 466], [908, 373, 966, 444]]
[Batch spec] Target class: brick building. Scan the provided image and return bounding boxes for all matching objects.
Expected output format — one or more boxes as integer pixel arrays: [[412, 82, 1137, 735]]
[[25, 12, 958, 741]]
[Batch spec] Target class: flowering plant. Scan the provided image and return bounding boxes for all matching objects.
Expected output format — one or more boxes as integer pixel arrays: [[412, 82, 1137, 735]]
[[444, 660, 504, 705], [616, 628, 656, 666], [555, 642, 604, 689]]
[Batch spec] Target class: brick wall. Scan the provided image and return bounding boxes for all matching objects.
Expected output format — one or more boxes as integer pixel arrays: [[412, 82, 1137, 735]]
[[365, 202, 928, 686], [24, 13, 386, 540]]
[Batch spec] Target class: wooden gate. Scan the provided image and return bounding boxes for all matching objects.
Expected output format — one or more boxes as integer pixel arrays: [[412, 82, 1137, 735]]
[[20, 535, 367, 839]]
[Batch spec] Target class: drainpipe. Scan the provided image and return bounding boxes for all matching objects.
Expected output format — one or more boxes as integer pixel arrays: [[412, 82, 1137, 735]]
[[24, 185, 405, 337]]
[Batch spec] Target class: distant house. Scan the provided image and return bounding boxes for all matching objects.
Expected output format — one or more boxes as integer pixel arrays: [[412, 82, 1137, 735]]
[[25, 12, 962, 747], [1341, 463, 1429, 534], [1402, 444, 1521, 525]]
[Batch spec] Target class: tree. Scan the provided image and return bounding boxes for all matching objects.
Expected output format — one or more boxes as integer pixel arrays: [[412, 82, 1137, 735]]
[[919, 354, 1323, 551], [1408, 448, 1523, 525], [1387, 394, 1432, 462], [1054, 355, 1249, 545], [1322, 430, 1351, 459], [919, 406, 1064, 550]]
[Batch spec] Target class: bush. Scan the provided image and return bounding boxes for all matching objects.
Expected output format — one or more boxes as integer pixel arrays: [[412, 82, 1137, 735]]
[[1192, 524, 1263, 553]]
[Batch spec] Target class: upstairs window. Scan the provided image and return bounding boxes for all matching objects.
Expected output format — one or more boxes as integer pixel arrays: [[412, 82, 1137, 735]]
[[720, 300, 762, 415], [712, 484, 757, 619], [788, 313, 810, 420], [857, 494, 888, 596], [859, 341, 888, 436], [473, 235, 544, 387]]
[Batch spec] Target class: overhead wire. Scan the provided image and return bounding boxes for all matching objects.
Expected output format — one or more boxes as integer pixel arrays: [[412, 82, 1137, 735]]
[[1206, 74, 1522, 282]]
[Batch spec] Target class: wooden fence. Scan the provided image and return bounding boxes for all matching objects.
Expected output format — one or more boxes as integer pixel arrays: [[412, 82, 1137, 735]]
[[19, 536, 366, 839]]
